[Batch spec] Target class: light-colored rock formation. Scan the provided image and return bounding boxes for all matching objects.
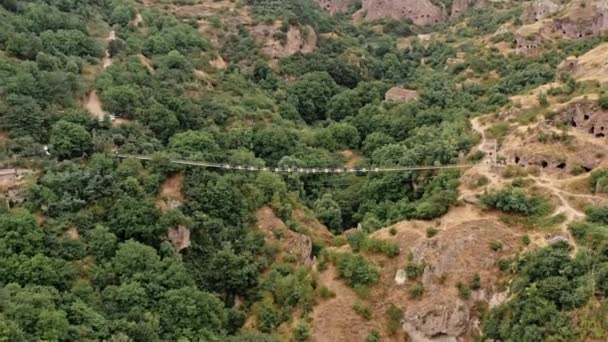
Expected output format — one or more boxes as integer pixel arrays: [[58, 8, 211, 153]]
[[556, 43, 608, 83], [256, 24, 317, 61], [521, 0, 560, 24], [361, 0, 447, 26], [395, 269, 407, 285], [556, 98, 608, 139], [514, 32, 544, 55], [317, 0, 357, 14], [552, 0, 608, 39], [385, 87, 419, 103], [256, 207, 313, 265], [451, 0, 479, 18], [168, 225, 191, 252]]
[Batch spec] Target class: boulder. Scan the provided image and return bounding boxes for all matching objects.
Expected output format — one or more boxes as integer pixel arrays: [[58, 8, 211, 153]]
[[360, 0, 447, 26], [168, 225, 191, 252], [385, 87, 419, 103], [395, 269, 407, 285]]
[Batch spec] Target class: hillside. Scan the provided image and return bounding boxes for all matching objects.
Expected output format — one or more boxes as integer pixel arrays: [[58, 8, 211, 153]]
[[0, 0, 607, 341]]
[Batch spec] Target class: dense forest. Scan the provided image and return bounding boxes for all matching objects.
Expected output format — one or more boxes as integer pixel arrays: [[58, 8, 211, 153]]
[[0, 0, 607, 340]]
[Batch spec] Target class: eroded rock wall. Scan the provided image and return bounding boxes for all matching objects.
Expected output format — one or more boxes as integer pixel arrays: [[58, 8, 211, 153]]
[[361, 0, 447, 26]]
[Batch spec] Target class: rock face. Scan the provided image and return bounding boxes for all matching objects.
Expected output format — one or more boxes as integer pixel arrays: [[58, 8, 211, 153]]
[[385, 87, 419, 102], [552, 0, 608, 39], [361, 0, 447, 26], [257, 24, 317, 61], [514, 34, 543, 55], [521, 0, 560, 24], [450, 0, 481, 18], [317, 0, 356, 14], [256, 207, 313, 265], [557, 98, 608, 139], [168, 225, 191, 252], [399, 220, 519, 340]]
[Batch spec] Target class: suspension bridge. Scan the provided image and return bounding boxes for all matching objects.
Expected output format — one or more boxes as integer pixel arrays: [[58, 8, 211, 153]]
[[116, 154, 474, 174]]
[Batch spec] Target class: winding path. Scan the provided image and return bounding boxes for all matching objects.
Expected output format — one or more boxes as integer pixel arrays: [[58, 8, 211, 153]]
[[85, 30, 115, 121]]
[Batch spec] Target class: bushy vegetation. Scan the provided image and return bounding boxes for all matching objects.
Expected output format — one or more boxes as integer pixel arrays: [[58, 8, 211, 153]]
[[333, 252, 380, 288], [484, 207, 608, 340], [480, 187, 550, 216], [0, 0, 604, 339]]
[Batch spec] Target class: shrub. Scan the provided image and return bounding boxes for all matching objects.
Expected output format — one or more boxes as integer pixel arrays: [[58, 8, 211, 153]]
[[409, 284, 424, 299], [360, 237, 400, 258], [389, 227, 397, 236], [489, 240, 503, 252], [334, 253, 380, 288], [470, 274, 481, 290], [386, 304, 404, 335], [405, 262, 425, 280], [293, 322, 311, 341], [457, 282, 471, 299], [353, 303, 372, 320], [366, 330, 381, 342], [480, 187, 550, 216], [426, 227, 438, 238]]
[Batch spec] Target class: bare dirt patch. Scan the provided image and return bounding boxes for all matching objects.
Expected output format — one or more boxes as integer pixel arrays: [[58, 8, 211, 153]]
[[157, 174, 184, 213]]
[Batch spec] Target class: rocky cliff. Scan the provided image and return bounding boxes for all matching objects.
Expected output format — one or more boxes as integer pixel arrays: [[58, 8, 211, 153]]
[[450, 0, 480, 18], [317, 0, 357, 14], [521, 0, 560, 24], [361, 0, 447, 26]]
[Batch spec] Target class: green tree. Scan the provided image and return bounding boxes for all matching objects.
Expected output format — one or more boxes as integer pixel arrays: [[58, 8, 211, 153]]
[[314, 194, 343, 233], [49, 120, 92, 158], [159, 287, 228, 340], [287, 72, 339, 123]]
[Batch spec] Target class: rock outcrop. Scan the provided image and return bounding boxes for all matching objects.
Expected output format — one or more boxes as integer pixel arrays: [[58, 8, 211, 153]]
[[552, 0, 608, 39], [514, 34, 544, 55], [385, 87, 419, 102], [256, 207, 313, 265], [521, 0, 560, 24], [317, 0, 357, 14], [451, 0, 480, 18], [556, 43, 608, 83], [360, 0, 447, 26], [168, 225, 191, 252], [255, 24, 317, 61], [555, 98, 608, 139]]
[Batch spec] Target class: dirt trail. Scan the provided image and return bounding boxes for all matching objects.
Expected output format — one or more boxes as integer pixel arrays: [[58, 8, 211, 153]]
[[85, 30, 115, 120], [467, 114, 608, 252]]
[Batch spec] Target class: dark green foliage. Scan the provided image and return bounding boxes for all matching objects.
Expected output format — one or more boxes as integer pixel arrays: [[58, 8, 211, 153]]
[[334, 252, 379, 288], [480, 187, 550, 216], [287, 71, 339, 123], [49, 120, 92, 158], [360, 237, 400, 258], [386, 304, 404, 335]]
